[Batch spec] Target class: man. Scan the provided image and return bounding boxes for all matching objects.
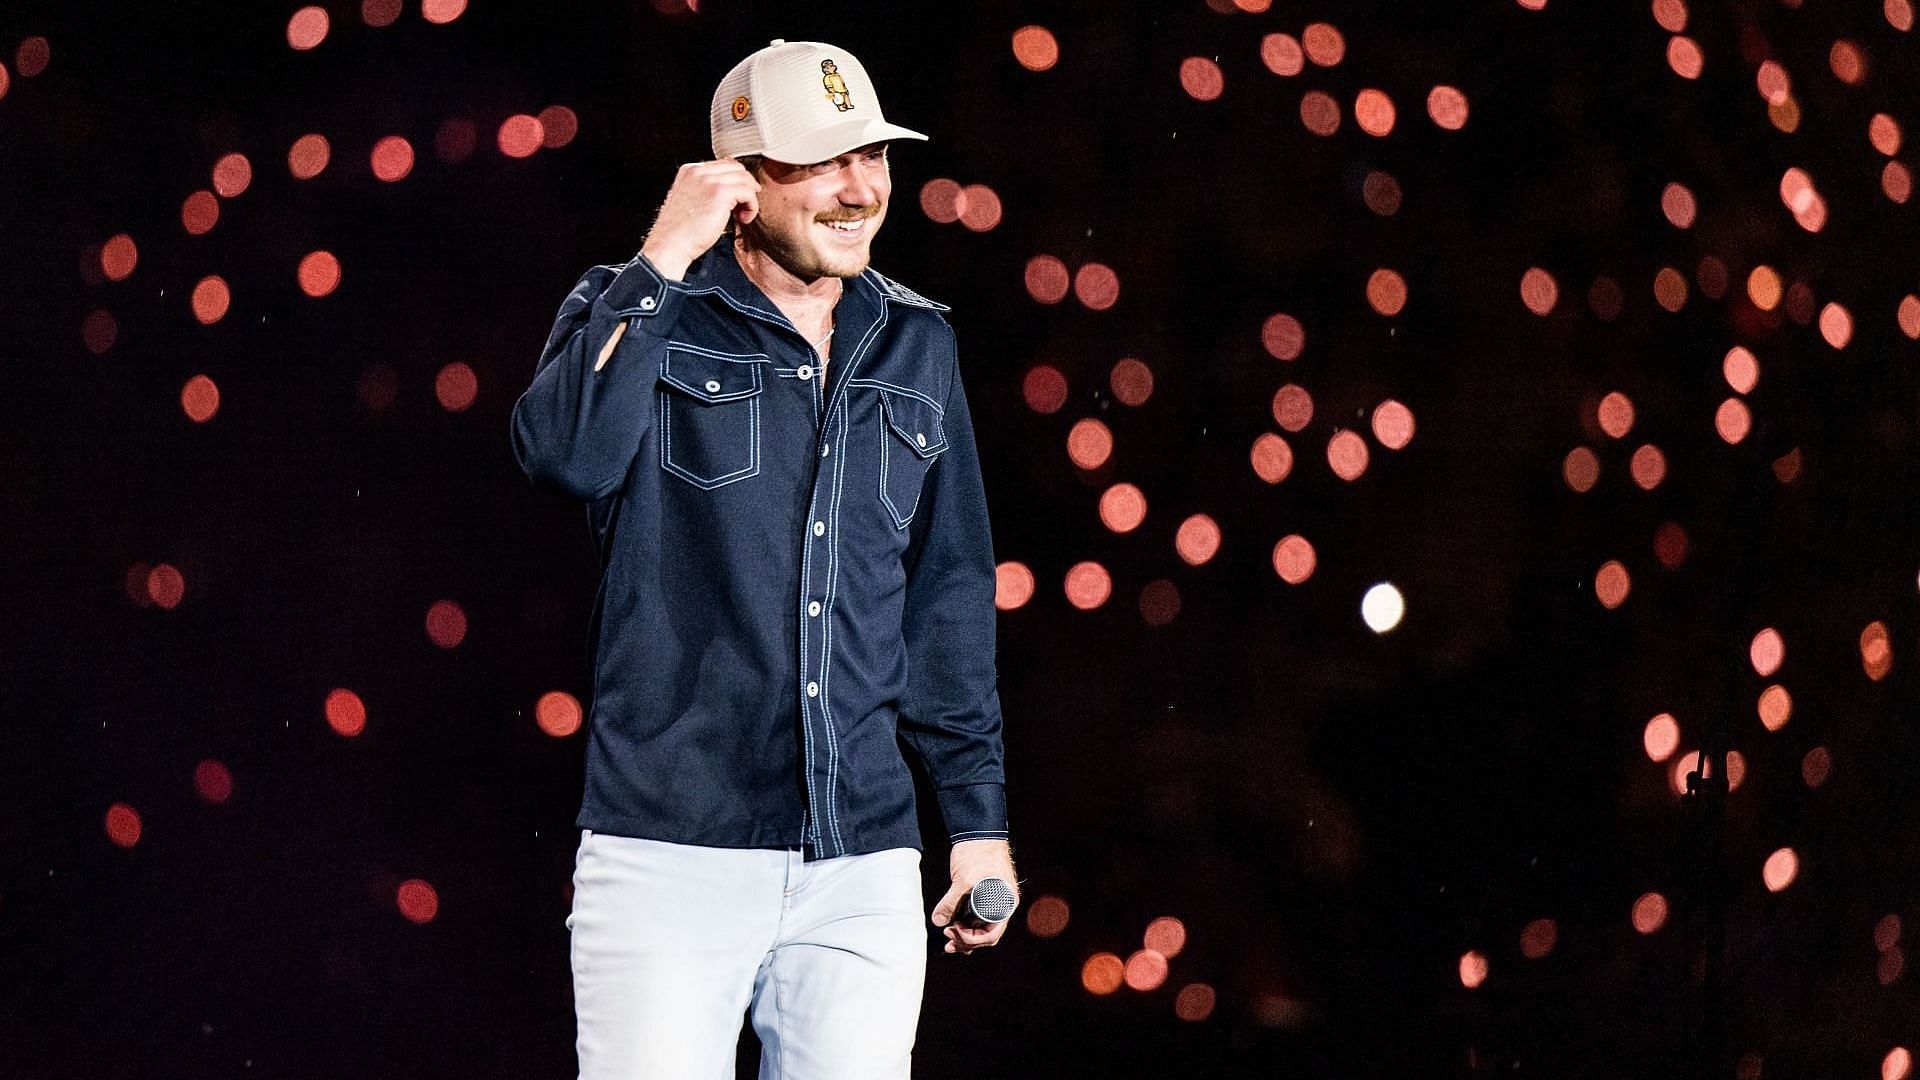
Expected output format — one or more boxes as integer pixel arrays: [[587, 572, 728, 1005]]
[[509, 39, 1016, 1079]]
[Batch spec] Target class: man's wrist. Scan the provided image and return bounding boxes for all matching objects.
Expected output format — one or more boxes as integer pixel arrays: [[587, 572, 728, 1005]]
[[638, 238, 692, 282]]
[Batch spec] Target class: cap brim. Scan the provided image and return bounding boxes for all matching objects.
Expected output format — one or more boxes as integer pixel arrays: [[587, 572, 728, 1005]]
[[759, 117, 928, 165]]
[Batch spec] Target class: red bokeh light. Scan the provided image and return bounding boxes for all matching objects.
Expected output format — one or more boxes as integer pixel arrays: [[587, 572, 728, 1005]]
[[213, 153, 252, 198], [1597, 391, 1636, 438], [147, 564, 186, 610], [1098, 483, 1148, 533], [1428, 85, 1469, 129], [298, 251, 342, 298], [1758, 684, 1792, 731], [182, 190, 220, 235], [1302, 22, 1345, 65], [436, 362, 479, 412], [1327, 430, 1370, 481], [1139, 579, 1181, 627], [426, 600, 468, 648], [326, 688, 368, 737], [1273, 535, 1316, 584], [1354, 89, 1396, 136], [1110, 359, 1153, 406], [538, 105, 579, 149], [181, 374, 221, 423], [1082, 953, 1125, 995], [1595, 560, 1631, 609], [194, 759, 234, 804], [1067, 419, 1113, 470], [995, 562, 1036, 611], [1750, 628, 1784, 676], [105, 803, 142, 848], [536, 691, 584, 737], [498, 115, 544, 159], [1763, 848, 1798, 892], [1124, 949, 1170, 992], [1023, 365, 1068, 414], [1271, 384, 1313, 432], [1144, 916, 1187, 958], [372, 136, 416, 181], [1026, 895, 1069, 937], [421, 0, 468, 24], [1372, 400, 1415, 450], [1025, 255, 1069, 304], [1367, 269, 1407, 316], [1643, 713, 1680, 762], [1520, 918, 1558, 959], [1630, 444, 1667, 490], [1175, 515, 1221, 566], [1064, 562, 1112, 610], [1521, 268, 1558, 315], [1262, 313, 1306, 360], [920, 179, 965, 225], [1251, 433, 1294, 484], [1260, 34, 1304, 77], [101, 234, 137, 281], [1179, 57, 1224, 101], [1174, 983, 1217, 1022], [958, 185, 1003, 231], [1459, 950, 1489, 988], [1011, 26, 1059, 71], [1633, 892, 1669, 933], [289, 133, 331, 180], [396, 879, 441, 923], [1074, 263, 1120, 310], [1563, 447, 1601, 492], [287, 6, 330, 49]]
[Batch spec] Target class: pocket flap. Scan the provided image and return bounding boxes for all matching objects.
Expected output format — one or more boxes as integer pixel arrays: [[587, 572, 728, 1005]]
[[878, 389, 949, 459], [659, 345, 767, 403]]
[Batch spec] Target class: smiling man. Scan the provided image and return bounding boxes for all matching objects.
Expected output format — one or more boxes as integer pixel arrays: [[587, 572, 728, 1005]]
[[509, 39, 1016, 1080]]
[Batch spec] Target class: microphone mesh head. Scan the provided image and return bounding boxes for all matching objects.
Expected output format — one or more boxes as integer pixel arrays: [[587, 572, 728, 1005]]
[[969, 877, 1018, 923]]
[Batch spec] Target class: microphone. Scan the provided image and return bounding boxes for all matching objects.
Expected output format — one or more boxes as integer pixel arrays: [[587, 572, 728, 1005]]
[[952, 876, 1018, 929]]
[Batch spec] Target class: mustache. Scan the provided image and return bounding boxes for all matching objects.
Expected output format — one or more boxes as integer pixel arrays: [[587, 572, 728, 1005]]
[[814, 206, 881, 223]]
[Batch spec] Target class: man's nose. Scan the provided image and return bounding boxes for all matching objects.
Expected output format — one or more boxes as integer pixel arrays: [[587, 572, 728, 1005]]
[[839, 164, 878, 207]]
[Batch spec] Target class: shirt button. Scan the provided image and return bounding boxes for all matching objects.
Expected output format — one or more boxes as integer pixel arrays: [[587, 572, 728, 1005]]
[[639, 296, 656, 310], [807, 601, 821, 617], [813, 521, 826, 536], [797, 364, 814, 380], [821, 443, 831, 457], [806, 681, 819, 698], [916, 432, 927, 447], [704, 379, 722, 393]]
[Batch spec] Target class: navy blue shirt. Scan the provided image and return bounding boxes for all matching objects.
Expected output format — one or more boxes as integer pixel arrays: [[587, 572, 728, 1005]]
[[511, 242, 1008, 860]]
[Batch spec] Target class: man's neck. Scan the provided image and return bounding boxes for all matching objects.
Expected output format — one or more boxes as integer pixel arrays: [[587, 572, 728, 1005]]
[[733, 236, 843, 333]]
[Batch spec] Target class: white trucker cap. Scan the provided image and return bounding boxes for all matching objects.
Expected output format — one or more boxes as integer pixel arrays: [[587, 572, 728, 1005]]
[[710, 39, 928, 164]]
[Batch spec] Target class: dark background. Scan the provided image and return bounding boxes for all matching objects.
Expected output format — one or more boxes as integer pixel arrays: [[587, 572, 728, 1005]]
[[4, 0, 1919, 1076]]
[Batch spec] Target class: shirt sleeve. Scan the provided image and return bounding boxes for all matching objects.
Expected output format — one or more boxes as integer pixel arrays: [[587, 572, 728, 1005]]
[[509, 254, 690, 501], [896, 328, 1010, 844]]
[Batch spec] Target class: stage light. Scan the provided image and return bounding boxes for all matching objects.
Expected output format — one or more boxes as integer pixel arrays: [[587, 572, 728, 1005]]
[[1067, 419, 1113, 470], [1024, 255, 1069, 304], [1064, 562, 1112, 610], [1174, 983, 1216, 1021], [1362, 583, 1404, 632], [1762, 848, 1798, 892], [1563, 448, 1601, 492], [287, 7, 329, 50], [1633, 892, 1669, 933], [1643, 713, 1679, 762], [1272, 384, 1313, 432], [1251, 434, 1294, 484], [1099, 483, 1147, 533], [1273, 536, 1316, 584], [1144, 916, 1187, 958], [181, 375, 220, 423], [426, 600, 468, 648], [1261, 313, 1305, 360], [1629, 445, 1666, 490], [1327, 431, 1369, 481], [1521, 268, 1558, 315], [1259, 34, 1303, 77], [1175, 515, 1221, 566], [1597, 393, 1634, 439], [1594, 561, 1630, 609], [1025, 895, 1068, 937], [536, 691, 583, 737], [1022, 364, 1068, 414], [1124, 949, 1169, 991], [1459, 950, 1488, 989], [396, 879, 440, 923], [1109, 359, 1153, 405], [326, 689, 367, 737], [435, 362, 478, 412], [1011, 26, 1059, 72], [182, 190, 218, 234], [994, 562, 1035, 611], [1366, 268, 1406, 316], [289, 133, 330, 179], [101, 234, 136, 281], [1302, 23, 1345, 66], [1139, 579, 1181, 626], [1757, 685, 1792, 731], [1082, 953, 1124, 995], [958, 184, 1002, 231]]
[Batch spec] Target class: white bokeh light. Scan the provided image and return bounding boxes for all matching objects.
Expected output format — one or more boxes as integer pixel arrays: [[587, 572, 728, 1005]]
[[1362, 582, 1405, 633]]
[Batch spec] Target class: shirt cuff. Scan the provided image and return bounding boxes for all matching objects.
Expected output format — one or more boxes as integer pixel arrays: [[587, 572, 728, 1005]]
[[599, 253, 687, 337], [936, 782, 1008, 844]]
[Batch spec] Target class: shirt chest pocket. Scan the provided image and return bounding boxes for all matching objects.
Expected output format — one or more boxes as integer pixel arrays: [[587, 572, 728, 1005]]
[[876, 388, 949, 529], [656, 345, 768, 490]]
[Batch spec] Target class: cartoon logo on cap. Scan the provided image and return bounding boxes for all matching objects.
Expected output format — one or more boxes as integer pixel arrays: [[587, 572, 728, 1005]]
[[821, 59, 853, 112], [731, 95, 751, 122]]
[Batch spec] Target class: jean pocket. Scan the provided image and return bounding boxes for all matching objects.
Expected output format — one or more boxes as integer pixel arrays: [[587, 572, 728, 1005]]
[[876, 388, 948, 529], [657, 344, 769, 490]]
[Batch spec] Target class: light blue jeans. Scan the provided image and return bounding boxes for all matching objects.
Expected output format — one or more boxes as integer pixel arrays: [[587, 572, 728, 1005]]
[[568, 830, 927, 1079]]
